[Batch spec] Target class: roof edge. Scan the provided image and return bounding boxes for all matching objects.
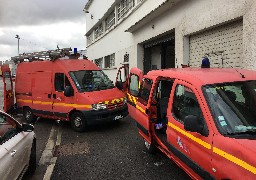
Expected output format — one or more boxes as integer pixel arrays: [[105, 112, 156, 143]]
[[84, 0, 94, 11]]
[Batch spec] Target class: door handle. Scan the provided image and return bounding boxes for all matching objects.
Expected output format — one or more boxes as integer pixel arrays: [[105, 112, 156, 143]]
[[48, 94, 51, 98], [53, 94, 56, 99], [10, 150, 17, 157]]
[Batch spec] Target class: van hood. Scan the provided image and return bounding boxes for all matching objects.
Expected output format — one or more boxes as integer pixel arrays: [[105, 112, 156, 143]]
[[77, 87, 126, 105]]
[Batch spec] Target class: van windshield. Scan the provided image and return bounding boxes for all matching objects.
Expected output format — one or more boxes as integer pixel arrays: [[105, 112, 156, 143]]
[[69, 70, 115, 92], [203, 81, 256, 136]]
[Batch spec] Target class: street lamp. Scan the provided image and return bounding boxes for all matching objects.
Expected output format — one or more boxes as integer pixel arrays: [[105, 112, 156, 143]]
[[15, 35, 20, 55]]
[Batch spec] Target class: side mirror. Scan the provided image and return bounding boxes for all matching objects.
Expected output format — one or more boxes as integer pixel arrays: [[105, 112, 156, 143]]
[[22, 123, 34, 132], [64, 86, 74, 97], [116, 81, 123, 90], [184, 115, 208, 136]]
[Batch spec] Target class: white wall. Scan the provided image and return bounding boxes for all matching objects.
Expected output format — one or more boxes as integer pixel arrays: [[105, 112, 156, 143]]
[[85, 0, 115, 32]]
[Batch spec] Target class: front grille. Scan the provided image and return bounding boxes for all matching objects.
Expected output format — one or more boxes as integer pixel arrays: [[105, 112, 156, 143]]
[[107, 101, 124, 110]]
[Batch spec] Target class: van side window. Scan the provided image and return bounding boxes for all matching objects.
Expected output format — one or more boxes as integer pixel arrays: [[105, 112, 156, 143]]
[[172, 84, 204, 123], [138, 78, 153, 106], [55, 73, 71, 92], [55, 73, 65, 91]]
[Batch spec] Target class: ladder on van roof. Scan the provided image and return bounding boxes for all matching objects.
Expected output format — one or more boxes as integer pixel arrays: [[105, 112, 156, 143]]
[[11, 47, 72, 64]]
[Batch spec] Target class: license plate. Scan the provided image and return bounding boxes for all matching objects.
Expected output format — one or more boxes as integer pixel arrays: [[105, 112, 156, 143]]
[[114, 115, 123, 120]]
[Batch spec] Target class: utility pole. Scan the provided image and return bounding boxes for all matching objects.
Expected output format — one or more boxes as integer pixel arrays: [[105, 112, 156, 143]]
[[15, 35, 20, 55]]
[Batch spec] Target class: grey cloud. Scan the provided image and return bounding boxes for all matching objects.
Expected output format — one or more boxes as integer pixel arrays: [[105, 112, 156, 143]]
[[0, 0, 87, 27]]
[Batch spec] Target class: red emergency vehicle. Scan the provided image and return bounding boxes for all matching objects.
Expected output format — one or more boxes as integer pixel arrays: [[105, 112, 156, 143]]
[[12, 48, 128, 132], [0, 65, 14, 113], [116, 66, 256, 179]]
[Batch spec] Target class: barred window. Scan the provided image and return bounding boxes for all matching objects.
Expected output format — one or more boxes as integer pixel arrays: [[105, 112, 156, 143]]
[[105, 11, 115, 31], [94, 58, 103, 68], [124, 53, 129, 62], [104, 53, 115, 68], [87, 33, 93, 45], [94, 23, 103, 39], [117, 0, 135, 21]]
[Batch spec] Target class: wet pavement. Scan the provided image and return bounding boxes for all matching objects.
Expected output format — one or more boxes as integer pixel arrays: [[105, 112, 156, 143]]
[[13, 114, 190, 180]]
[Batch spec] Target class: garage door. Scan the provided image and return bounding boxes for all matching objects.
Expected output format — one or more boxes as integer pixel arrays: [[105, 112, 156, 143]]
[[189, 19, 243, 68]]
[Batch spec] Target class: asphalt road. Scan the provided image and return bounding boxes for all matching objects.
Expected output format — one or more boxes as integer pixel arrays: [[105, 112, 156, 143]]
[[19, 115, 190, 180]]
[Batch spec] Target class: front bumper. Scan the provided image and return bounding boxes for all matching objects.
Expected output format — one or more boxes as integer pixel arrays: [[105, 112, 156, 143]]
[[81, 104, 128, 125]]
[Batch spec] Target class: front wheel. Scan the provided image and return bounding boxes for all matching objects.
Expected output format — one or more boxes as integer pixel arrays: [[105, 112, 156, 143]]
[[23, 107, 36, 124], [70, 112, 87, 132], [144, 140, 156, 154]]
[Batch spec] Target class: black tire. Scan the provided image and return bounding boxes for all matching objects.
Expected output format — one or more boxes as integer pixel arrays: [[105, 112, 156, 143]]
[[71, 112, 87, 132], [23, 107, 36, 124], [144, 140, 156, 154], [27, 139, 36, 174]]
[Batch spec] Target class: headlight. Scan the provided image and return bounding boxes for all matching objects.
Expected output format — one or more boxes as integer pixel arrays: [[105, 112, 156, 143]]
[[92, 103, 107, 110], [123, 97, 127, 104]]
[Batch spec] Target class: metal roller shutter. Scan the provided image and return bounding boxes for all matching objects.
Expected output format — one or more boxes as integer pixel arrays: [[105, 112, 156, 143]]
[[189, 19, 243, 68]]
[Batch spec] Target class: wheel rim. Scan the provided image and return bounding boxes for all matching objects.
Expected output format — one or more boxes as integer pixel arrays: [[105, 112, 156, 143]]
[[74, 116, 82, 127], [145, 141, 151, 150]]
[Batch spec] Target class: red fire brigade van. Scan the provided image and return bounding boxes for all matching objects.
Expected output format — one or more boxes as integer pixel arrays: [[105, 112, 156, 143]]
[[12, 49, 128, 132], [116, 67, 256, 179]]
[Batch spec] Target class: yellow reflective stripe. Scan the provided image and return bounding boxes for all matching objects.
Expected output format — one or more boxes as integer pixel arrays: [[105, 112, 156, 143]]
[[17, 99, 32, 103], [99, 97, 125, 105], [33, 101, 52, 105], [17, 99, 91, 109], [136, 104, 145, 113], [168, 122, 211, 149], [213, 147, 256, 174], [132, 96, 137, 104], [72, 104, 91, 108]]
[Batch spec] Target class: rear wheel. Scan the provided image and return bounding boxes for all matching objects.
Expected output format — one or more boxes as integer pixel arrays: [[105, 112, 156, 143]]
[[71, 112, 87, 132], [23, 107, 36, 124], [144, 140, 156, 154]]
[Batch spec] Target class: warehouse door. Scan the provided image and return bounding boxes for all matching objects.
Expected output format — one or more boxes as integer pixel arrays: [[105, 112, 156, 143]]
[[143, 33, 175, 74], [189, 19, 243, 68]]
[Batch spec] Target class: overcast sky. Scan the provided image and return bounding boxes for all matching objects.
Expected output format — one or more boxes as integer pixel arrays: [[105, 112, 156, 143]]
[[0, 0, 88, 62]]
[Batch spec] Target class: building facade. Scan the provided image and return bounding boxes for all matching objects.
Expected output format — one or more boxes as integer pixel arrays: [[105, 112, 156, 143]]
[[84, 0, 256, 81]]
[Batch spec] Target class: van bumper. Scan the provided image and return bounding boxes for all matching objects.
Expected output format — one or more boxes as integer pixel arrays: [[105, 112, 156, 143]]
[[81, 104, 128, 125]]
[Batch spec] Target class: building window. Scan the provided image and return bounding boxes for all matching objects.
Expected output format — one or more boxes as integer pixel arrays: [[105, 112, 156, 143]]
[[124, 53, 129, 62], [117, 0, 135, 21], [105, 11, 115, 31], [94, 23, 103, 39], [87, 33, 93, 45], [104, 53, 115, 68], [94, 58, 103, 68]]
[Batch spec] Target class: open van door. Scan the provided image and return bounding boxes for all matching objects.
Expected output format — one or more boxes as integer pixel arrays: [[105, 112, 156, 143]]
[[1, 65, 14, 113], [126, 67, 143, 117], [115, 63, 129, 93], [127, 68, 153, 142]]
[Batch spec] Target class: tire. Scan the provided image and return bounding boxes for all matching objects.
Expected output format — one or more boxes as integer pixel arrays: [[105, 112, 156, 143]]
[[27, 139, 36, 174], [71, 112, 87, 132], [23, 107, 36, 124], [144, 140, 156, 154]]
